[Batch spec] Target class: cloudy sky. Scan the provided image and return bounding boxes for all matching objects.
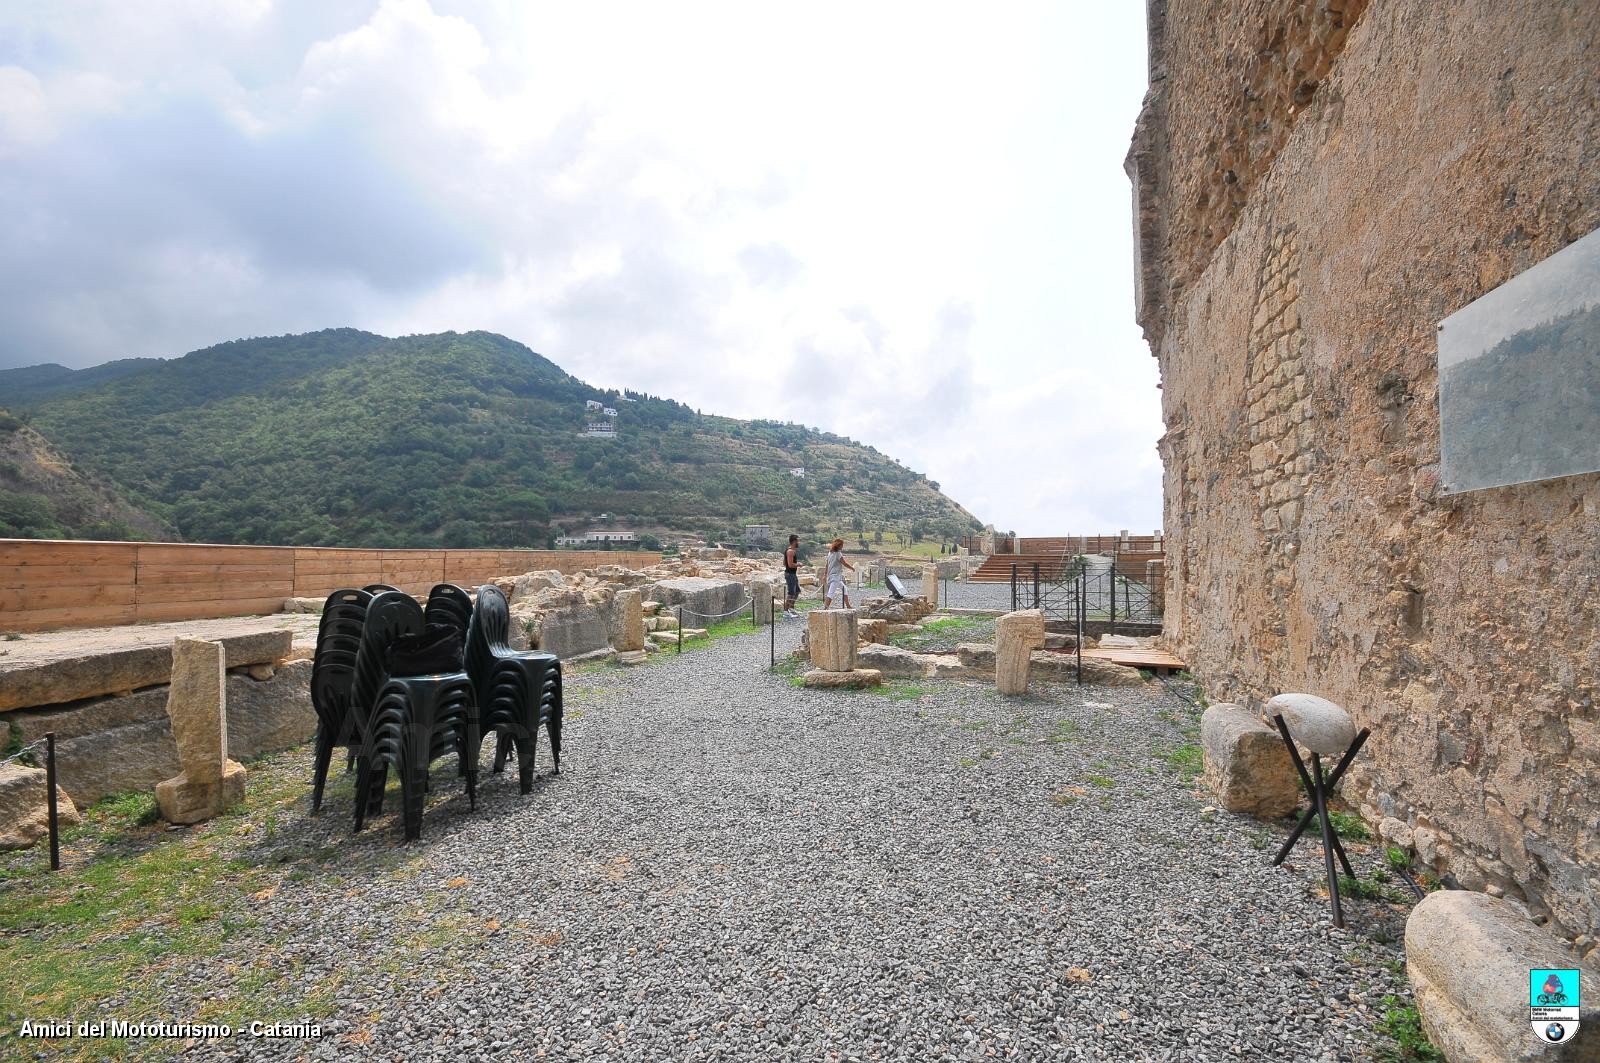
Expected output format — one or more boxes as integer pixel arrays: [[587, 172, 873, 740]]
[[0, 1, 1163, 536]]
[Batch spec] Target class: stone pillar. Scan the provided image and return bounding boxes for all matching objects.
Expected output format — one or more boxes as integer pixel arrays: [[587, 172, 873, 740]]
[[995, 609, 1046, 695], [807, 610, 858, 671], [752, 579, 774, 625], [614, 589, 646, 652], [922, 564, 938, 609], [816, 564, 829, 593], [156, 638, 246, 824]]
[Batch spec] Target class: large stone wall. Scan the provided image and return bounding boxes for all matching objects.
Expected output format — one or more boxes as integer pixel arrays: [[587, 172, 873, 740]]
[[1129, 0, 1600, 946]]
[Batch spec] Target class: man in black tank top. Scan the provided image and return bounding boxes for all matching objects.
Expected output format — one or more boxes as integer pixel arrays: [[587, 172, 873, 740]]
[[782, 534, 801, 618]]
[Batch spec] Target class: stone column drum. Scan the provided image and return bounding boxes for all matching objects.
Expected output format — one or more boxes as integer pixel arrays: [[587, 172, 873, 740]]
[[807, 610, 858, 672], [995, 609, 1046, 695], [155, 638, 246, 824], [922, 565, 939, 608], [614, 589, 646, 652], [752, 579, 774, 625]]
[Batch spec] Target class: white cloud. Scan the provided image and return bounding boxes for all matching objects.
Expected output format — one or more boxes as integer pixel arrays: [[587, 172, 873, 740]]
[[0, 0, 1163, 535]]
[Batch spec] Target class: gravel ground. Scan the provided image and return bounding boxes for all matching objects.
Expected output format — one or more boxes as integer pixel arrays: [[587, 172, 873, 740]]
[[99, 620, 1413, 1061]]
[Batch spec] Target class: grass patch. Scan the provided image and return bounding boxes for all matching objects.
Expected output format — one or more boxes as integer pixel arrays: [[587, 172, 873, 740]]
[[1161, 742, 1204, 783], [1086, 774, 1115, 789], [1328, 810, 1372, 841], [870, 681, 929, 702], [0, 755, 350, 1057], [1375, 997, 1445, 1062]]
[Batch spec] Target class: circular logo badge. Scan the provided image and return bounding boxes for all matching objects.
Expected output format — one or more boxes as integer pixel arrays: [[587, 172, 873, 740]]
[[1545, 1022, 1566, 1042]]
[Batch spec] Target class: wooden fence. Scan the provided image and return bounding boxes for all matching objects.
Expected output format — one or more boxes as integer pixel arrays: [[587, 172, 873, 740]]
[[0, 540, 660, 633]]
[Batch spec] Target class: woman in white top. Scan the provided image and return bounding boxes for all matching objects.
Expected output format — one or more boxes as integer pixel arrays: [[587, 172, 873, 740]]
[[824, 538, 854, 609]]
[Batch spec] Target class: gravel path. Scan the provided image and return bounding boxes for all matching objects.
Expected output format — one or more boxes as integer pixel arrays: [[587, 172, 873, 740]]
[[126, 621, 1409, 1060]]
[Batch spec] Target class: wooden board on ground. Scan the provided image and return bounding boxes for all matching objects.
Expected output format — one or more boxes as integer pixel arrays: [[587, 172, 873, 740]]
[[1080, 646, 1187, 674]]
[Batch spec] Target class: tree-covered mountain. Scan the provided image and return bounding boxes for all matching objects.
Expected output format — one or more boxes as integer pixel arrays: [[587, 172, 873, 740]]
[[0, 413, 173, 541], [5, 329, 981, 548]]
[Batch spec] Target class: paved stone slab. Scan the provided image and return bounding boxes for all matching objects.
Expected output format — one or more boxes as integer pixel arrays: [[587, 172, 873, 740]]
[[0, 624, 298, 712], [802, 668, 883, 689]]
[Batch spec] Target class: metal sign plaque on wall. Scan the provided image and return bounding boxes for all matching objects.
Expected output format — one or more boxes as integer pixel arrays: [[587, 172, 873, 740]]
[[1437, 227, 1600, 495]]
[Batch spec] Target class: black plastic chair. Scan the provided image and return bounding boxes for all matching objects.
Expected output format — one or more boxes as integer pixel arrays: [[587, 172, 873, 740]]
[[309, 588, 375, 814], [351, 591, 478, 840], [465, 584, 563, 793], [424, 583, 474, 643]]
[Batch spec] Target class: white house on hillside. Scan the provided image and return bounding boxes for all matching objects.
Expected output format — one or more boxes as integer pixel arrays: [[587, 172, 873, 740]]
[[556, 529, 639, 546]]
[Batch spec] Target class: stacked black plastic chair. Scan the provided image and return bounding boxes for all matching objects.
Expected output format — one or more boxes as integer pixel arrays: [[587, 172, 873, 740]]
[[308, 588, 376, 814], [351, 590, 478, 841], [465, 584, 563, 793], [425, 583, 473, 633]]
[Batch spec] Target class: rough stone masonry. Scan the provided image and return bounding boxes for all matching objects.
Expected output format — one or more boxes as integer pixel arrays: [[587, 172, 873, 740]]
[[1126, 0, 1600, 949]]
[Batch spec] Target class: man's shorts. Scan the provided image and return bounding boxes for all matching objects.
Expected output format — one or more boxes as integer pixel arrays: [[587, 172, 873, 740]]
[[784, 570, 801, 598]]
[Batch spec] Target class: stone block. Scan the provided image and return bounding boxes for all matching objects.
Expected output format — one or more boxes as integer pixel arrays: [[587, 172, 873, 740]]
[[922, 565, 939, 608], [0, 763, 81, 851], [996, 609, 1046, 695], [856, 644, 931, 678], [956, 643, 996, 673], [0, 629, 293, 713], [1407, 890, 1599, 1062], [612, 589, 646, 652], [156, 759, 246, 826], [1029, 652, 1145, 687], [651, 577, 745, 623], [858, 619, 888, 644], [538, 603, 613, 659], [167, 639, 227, 785], [802, 668, 883, 689], [1200, 703, 1299, 816], [752, 580, 774, 626], [1266, 692, 1356, 755], [807, 610, 858, 672]]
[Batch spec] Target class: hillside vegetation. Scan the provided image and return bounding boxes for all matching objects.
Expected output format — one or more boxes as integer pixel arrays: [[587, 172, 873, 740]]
[[0, 413, 173, 541], [5, 329, 980, 549]]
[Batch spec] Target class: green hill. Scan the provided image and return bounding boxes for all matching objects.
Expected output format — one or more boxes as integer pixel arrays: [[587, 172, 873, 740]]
[[0, 413, 173, 541], [7, 329, 981, 549]]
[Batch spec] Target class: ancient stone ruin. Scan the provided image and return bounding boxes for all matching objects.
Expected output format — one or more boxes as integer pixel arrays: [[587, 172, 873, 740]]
[[1128, 0, 1600, 1040], [155, 638, 247, 824]]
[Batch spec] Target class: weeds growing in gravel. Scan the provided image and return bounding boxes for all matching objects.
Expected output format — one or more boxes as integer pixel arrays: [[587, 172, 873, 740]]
[[1375, 997, 1445, 1062], [1161, 742, 1204, 783], [870, 681, 929, 701], [1327, 810, 1372, 840]]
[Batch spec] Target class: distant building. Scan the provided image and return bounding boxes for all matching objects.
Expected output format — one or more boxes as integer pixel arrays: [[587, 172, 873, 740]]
[[583, 422, 616, 437], [789, 467, 806, 477], [585, 399, 603, 411], [555, 529, 639, 546], [602, 407, 618, 417], [744, 525, 773, 548]]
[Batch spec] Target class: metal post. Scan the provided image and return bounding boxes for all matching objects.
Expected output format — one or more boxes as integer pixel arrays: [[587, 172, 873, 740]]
[[770, 596, 776, 667], [1109, 570, 1117, 634], [1010, 563, 1018, 612], [1075, 572, 1084, 685], [1313, 752, 1345, 929], [1124, 578, 1131, 625], [677, 606, 683, 654], [45, 731, 60, 871], [1031, 562, 1040, 609]]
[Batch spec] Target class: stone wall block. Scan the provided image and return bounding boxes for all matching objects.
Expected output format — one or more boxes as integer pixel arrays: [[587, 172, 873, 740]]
[[807, 611, 859, 672], [1200, 703, 1300, 816], [995, 609, 1046, 695]]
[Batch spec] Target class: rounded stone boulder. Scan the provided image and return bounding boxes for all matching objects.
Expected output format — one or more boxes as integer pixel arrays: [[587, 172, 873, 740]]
[[1265, 692, 1355, 755]]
